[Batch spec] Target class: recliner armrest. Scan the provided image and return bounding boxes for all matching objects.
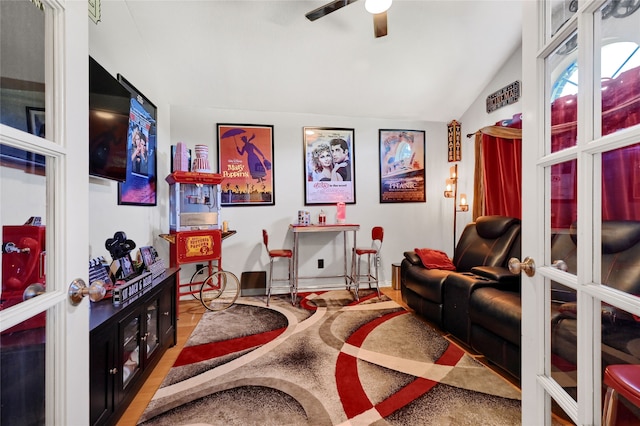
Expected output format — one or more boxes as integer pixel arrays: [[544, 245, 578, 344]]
[[471, 266, 519, 284], [557, 301, 639, 325], [403, 251, 422, 266]]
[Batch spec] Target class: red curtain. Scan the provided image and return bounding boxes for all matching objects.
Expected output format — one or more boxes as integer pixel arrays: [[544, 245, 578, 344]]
[[473, 115, 522, 219], [476, 65, 640, 227], [482, 130, 522, 218], [550, 65, 640, 227]]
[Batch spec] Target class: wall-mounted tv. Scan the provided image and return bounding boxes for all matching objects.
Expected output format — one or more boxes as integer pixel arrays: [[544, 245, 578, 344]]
[[88, 56, 131, 182]]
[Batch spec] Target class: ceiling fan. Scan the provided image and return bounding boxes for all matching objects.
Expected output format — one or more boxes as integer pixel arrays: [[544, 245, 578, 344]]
[[305, 0, 392, 38]]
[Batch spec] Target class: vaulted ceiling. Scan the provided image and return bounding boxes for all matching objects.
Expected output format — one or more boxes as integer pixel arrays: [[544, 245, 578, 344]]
[[106, 0, 522, 122]]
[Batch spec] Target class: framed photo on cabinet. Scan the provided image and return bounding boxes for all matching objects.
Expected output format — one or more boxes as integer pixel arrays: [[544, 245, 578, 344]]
[[217, 124, 275, 206], [303, 127, 355, 205], [379, 129, 426, 203]]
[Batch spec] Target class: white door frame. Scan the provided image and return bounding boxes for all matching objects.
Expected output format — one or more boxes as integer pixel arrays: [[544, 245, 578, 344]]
[[0, 1, 90, 424]]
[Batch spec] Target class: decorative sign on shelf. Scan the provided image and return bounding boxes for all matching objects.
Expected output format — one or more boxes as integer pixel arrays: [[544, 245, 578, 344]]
[[486, 81, 521, 113], [447, 120, 462, 162]]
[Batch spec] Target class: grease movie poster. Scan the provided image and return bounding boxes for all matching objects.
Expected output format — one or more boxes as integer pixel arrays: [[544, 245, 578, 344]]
[[303, 127, 355, 205]]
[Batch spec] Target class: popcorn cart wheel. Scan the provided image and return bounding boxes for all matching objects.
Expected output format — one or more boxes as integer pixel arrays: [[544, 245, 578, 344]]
[[198, 269, 240, 311], [160, 232, 239, 311]]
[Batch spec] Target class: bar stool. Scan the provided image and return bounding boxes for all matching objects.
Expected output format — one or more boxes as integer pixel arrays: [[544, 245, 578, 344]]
[[351, 226, 383, 300], [262, 229, 294, 306], [602, 364, 640, 425]]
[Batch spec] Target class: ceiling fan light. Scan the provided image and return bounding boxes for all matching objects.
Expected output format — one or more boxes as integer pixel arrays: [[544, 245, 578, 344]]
[[365, 0, 392, 14]]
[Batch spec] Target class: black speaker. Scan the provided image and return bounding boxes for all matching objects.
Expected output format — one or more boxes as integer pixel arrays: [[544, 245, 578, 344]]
[[240, 271, 266, 296]]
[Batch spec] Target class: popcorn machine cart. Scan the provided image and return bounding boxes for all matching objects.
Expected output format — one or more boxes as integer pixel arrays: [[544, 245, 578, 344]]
[[162, 171, 239, 313]]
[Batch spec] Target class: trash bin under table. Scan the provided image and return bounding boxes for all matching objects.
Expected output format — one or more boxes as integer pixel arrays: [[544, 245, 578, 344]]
[[392, 263, 401, 290]]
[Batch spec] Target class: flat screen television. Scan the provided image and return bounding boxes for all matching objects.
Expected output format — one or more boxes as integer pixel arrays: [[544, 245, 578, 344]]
[[88, 56, 131, 182]]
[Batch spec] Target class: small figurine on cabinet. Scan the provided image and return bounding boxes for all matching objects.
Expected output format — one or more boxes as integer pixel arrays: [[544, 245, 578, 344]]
[[105, 231, 137, 281]]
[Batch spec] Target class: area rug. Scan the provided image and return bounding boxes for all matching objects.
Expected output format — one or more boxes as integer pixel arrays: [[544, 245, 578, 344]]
[[138, 290, 521, 425]]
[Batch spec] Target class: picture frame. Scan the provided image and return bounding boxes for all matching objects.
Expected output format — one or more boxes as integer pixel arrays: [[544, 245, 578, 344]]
[[138, 246, 155, 270], [110, 253, 135, 281], [303, 127, 355, 205], [379, 129, 426, 203], [0, 107, 46, 174], [26, 106, 45, 137], [117, 75, 158, 206], [217, 124, 275, 206]]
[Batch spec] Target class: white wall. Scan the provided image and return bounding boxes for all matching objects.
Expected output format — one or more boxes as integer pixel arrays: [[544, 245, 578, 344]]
[[457, 44, 523, 235], [84, 3, 524, 294], [168, 105, 452, 289]]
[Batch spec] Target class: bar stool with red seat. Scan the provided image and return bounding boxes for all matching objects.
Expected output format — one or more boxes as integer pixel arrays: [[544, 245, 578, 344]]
[[350, 226, 383, 300], [262, 229, 294, 306], [602, 364, 640, 425]]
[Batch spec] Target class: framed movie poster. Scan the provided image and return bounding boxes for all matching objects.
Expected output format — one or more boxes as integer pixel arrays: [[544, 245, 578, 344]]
[[26, 106, 45, 137], [117, 75, 158, 206], [379, 129, 426, 203], [303, 127, 355, 205], [217, 124, 274, 206]]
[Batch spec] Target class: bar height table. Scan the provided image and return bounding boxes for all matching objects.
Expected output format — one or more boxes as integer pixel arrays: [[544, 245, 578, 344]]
[[289, 223, 360, 302]]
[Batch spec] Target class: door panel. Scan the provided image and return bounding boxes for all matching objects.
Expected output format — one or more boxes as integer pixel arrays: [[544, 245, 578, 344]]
[[523, 0, 640, 424], [1, 0, 90, 424]]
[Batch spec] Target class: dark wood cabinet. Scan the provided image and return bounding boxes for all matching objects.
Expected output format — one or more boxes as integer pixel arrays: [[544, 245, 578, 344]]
[[89, 268, 177, 426]]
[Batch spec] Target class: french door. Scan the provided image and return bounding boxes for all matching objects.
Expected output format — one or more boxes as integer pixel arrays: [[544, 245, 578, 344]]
[[521, 0, 640, 424], [0, 0, 89, 424]]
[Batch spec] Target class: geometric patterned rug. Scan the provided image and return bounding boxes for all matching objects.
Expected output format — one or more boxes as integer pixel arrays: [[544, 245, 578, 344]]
[[138, 289, 521, 425]]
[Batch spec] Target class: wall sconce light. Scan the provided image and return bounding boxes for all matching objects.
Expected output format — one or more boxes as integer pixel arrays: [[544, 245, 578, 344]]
[[443, 163, 468, 249], [459, 194, 469, 212]]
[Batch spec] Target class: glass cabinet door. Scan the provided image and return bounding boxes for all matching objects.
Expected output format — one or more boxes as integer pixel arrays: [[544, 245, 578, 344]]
[[121, 314, 140, 389], [145, 299, 159, 360]]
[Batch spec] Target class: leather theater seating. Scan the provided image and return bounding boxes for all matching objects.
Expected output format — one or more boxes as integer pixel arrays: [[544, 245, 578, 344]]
[[550, 221, 640, 375], [401, 215, 521, 331], [402, 216, 640, 381]]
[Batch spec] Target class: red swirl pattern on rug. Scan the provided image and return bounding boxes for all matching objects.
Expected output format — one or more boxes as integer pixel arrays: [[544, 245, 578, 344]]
[[336, 310, 466, 420]]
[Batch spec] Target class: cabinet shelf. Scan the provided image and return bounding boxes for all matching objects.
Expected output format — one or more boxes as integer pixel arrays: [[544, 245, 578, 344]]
[[89, 268, 178, 426]]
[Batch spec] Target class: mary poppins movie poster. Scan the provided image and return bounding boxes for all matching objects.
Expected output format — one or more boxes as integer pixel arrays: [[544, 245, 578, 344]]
[[217, 124, 275, 206]]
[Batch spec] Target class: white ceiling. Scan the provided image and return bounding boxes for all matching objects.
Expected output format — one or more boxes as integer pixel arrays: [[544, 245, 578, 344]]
[[120, 0, 523, 122]]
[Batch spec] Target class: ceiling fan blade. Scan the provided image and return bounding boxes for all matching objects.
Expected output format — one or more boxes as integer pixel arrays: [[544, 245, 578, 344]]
[[305, 0, 359, 21], [373, 11, 388, 38]]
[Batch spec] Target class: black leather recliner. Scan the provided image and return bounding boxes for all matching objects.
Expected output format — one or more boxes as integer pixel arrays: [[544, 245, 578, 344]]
[[550, 221, 640, 371], [400, 215, 521, 328], [468, 220, 640, 380]]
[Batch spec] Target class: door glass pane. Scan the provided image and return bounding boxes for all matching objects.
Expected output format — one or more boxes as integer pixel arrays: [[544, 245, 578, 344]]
[[600, 303, 640, 424], [549, 33, 579, 153], [598, 0, 640, 137], [122, 314, 140, 388], [551, 281, 578, 402], [1, 144, 47, 307], [146, 299, 159, 359], [600, 143, 640, 293], [0, 312, 46, 424], [0, 0, 46, 135], [551, 159, 578, 230], [550, 0, 578, 38]]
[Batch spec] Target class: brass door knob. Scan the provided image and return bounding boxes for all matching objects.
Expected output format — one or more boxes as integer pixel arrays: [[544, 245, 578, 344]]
[[508, 257, 536, 277]]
